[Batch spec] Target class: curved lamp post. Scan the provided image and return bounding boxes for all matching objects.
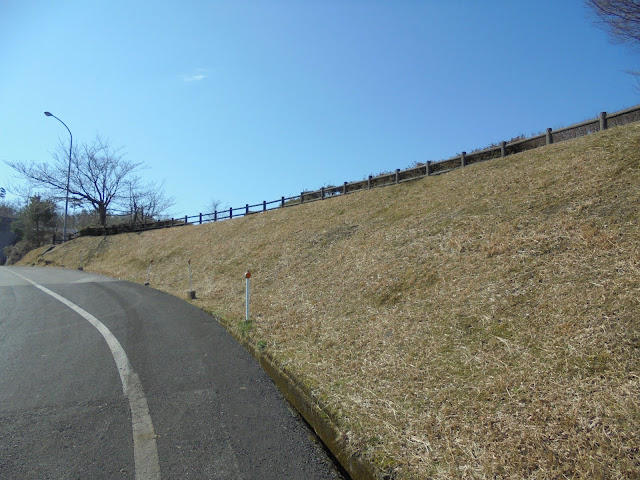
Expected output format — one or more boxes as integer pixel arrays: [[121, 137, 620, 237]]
[[44, 111, 72, 242]]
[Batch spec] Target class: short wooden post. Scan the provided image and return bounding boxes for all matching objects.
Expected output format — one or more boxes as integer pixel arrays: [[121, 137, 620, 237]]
[[368, 175, 372, 189], [184, 215, 187, 224], [426, 161, 432, 176], [281, 196, 285, 207], [395, 169, 400, 184], [263, 201, 266, 211], [461, 151, 467, 167], [229, 207, 233, 219], [171, 218, 174, 227], [500, 141, 506, 158], [343, 182, 347, 194], [245, 204, 249, 215], [600, 111, 607, 131], [546, 128, 553, 145], [321, 187, 325, 200], [300, 192, 304, 204], [214, 210, 217, 222], [199, 213, 202, 224]]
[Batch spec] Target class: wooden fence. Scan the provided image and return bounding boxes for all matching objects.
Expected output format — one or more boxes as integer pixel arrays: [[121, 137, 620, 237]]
[[78, 104, 640, 236]]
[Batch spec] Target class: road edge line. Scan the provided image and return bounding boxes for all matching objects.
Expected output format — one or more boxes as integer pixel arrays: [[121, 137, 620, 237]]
[[2, 267, 161, 480]]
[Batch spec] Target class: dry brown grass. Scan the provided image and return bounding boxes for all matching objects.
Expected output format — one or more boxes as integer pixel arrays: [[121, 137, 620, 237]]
[[22, 123, 640, 479]]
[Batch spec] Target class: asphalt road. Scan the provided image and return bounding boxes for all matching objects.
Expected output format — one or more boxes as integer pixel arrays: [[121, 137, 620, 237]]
[[0, 266, 344, 480]]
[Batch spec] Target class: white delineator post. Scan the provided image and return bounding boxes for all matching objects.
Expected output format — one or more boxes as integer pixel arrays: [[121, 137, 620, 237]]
[[145, 259, 153, 285], [245, 271, 251, 321]]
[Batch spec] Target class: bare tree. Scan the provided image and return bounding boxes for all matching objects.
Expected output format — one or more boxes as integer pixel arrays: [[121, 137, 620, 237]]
[[125, 177, 174, 224], [206, 198, 227, 215], [6, 135, 171, 227], [0, 198, 19, 218], [587, 0, 640, 46]]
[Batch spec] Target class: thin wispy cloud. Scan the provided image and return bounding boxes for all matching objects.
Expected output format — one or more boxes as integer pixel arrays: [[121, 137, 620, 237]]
[[183, 74, 206, 82], [182, 69, 207, 82]]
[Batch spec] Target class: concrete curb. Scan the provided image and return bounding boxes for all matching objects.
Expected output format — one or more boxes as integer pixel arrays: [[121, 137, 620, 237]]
[[230, 332, 391, 480]]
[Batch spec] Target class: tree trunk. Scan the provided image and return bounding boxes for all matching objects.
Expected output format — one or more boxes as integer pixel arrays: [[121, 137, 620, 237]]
[[98, 203, 107, 227]]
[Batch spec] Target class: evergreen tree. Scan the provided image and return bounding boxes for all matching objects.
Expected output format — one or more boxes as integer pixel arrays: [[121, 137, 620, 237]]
[[12, 196, 58, 247]]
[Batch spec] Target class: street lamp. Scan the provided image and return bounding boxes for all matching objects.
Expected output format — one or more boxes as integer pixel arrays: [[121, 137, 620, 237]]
[[44, 111, 72, 242]]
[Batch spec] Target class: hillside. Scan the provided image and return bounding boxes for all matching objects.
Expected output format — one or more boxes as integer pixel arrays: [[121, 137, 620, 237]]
[[20, 123, 640, 479]]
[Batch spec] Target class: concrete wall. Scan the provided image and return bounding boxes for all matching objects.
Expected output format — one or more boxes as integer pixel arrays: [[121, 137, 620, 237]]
[[0, 216, 17, 264]]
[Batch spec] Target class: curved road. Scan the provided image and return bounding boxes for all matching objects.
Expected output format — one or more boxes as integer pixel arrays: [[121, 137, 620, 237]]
[[0, 266, 343, 479]]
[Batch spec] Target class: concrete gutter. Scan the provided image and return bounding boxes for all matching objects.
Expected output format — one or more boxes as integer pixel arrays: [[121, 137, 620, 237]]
[[231, 330, 391, 480]]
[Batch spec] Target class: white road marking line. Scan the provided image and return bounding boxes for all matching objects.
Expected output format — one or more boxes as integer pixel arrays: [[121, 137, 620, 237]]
[[4, 268, 161, 480]]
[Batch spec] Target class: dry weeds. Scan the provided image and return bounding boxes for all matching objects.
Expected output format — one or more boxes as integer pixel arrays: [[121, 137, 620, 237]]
[[22, 123, 640, 479]]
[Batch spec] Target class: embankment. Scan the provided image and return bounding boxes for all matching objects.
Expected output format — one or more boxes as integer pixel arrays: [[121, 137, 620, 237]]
[[21, 122, 640, 479]]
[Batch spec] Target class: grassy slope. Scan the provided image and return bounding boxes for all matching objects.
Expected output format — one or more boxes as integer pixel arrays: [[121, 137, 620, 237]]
[[21, 123, 640, 479]]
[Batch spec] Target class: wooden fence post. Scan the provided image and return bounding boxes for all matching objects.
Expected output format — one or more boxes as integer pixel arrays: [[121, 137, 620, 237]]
[[368, 175, 372, 189], [263, 201, 266, 211], [321, 187, 325, 200], [184, 215, 187, 224], [426, 161, 432, 176], [461, 151, 467, 167], [245, 204, 249, 215], [199, 213, 202, 224], [500, 141, 506, 157], [214, 210, 217, 222], [229, 207, 233, 219], [300, 192, 304, 204], [395, 169, 400, 184], [281, 196, 285, 208], [600, 111, 607, 131], [343, 182, 347, 194], [546, 128, 553, 145]]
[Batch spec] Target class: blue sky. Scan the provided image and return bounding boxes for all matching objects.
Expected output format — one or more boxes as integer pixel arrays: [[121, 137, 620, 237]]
[[1, 0, 638, 217]]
